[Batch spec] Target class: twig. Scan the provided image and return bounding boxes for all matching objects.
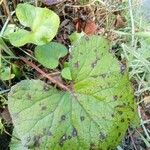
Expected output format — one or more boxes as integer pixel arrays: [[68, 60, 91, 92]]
[[65, 0, 106, 8], [0, 89, 10, 95], [4, 130, 20, 140], [35, 0, 38, 7], [128, 129, 138, 150], [138, 106, 150, 139], [2, 0, 13, 23], [0, 11, 15, 36], [20, 57, 70, 91]]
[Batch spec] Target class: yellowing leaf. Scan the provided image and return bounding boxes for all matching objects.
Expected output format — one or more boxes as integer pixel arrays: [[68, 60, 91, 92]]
[[8, 3, 60, 47]]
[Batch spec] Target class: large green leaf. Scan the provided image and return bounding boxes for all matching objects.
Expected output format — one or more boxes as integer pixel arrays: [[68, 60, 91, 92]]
[[8, 36, 138, 150], [8, 3, 60, 47]]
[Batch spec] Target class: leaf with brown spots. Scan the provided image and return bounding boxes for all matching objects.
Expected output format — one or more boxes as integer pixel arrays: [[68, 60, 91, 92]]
[[8, 36, 138, 149]]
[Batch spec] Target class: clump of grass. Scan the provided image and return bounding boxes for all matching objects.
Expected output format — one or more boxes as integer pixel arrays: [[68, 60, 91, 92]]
[[116, 0, 150, 149], [122, 40, 150, 96]]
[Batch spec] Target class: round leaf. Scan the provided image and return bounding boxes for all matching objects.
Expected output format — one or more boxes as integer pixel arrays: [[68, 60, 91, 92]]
[[8, 36, 138, 149], [8, 3, 60, 47], [35, 42, 68, 69]]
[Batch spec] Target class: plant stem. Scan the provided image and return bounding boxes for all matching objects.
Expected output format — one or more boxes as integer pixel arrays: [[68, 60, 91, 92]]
[[20, 57, 70, 91], [128, 0, 135, 46]]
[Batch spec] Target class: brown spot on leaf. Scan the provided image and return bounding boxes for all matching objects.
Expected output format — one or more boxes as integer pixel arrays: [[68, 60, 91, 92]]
[[59, 134, 67, 147], [99, 132, 107, 141], [61, 134, 67, 141], [68, 135, 72, 139], [48, 131, 52, 136], [115, 105, 124, 108], [43, 128, 47, 134], [102, 116, 106, 119], [41, 106, 47, 111], [100, 74, 107, 78], [127, 118, 131, 122], [113, 95, 118, 101], [26, 136, 31, 142], [107, 146, 112, 150], [91, 75, 98, 78], [91, 59, 98, 68], [131, 108, 135, 112], [59, 141, 63, 147], [111, 114, 114, 118], [27, 94, 32, 100], [43, 128, 52, 136], [118, 111, 123, 115], [120, 63, 126, 74], [74, 61, 79, 68], [43, 84, 50, 91], [33, 135, 41, 147], [121, 118, 125, 122], [72, 128, 78, 137], [123, 102, 127, 106], [90, 143, 96, 150], [118, 132, 121, 137], [61, 115, 66, 121], [80, 116, 85, 121]]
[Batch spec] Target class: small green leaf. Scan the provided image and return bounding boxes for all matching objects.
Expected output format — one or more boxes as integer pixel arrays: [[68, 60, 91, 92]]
[[8, 36, 138, 149], [35, 42, 68, 69], [69, 31, 85, 44], [61, 67, 72, 80], [8, 3, 60, 47]]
